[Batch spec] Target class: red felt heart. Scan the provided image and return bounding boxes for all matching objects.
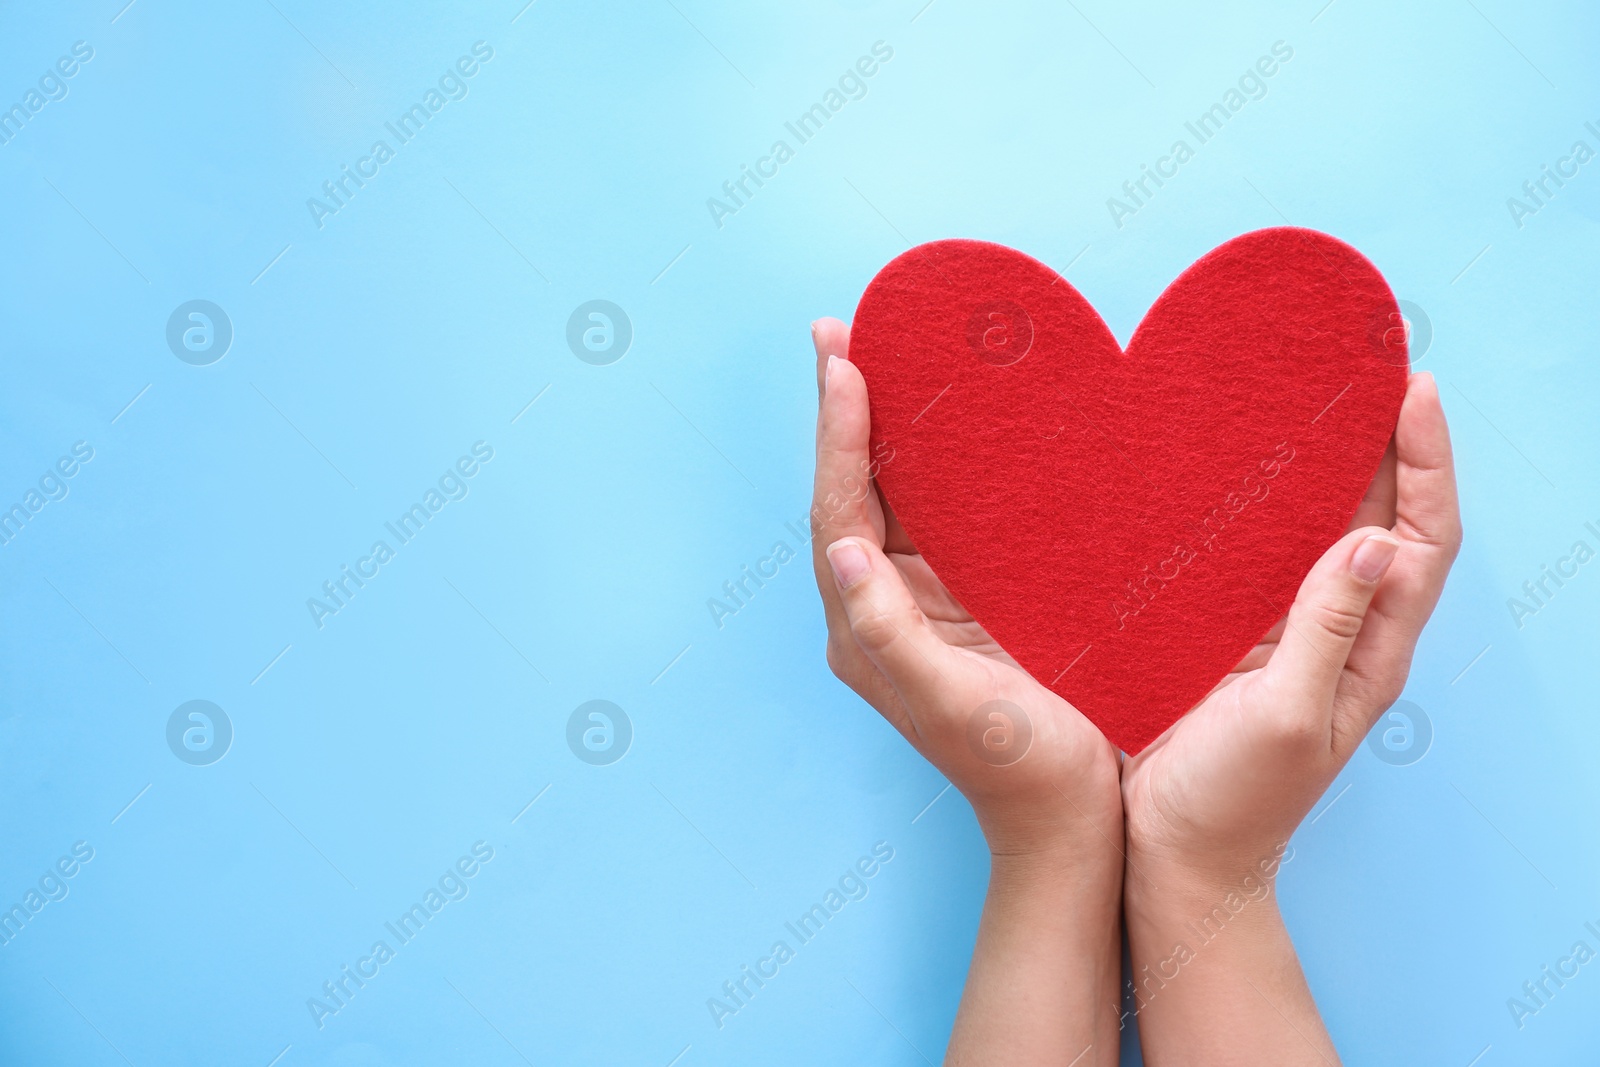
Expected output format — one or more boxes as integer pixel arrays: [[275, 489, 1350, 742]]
[[848, 227, 1409, 753]]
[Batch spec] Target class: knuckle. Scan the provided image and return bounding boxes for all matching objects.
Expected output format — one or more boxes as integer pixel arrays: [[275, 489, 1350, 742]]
[[1400, 513, 1464, 556], [1262, 706, 1327, 752], [811, 468, 874, 530], [850, 609, 906, 654], [1304, 596, 1368, 642]]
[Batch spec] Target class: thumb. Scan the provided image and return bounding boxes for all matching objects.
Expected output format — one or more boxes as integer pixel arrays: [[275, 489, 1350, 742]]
[[1264, 527, 1401, 719], [825, 537, 954, 716]]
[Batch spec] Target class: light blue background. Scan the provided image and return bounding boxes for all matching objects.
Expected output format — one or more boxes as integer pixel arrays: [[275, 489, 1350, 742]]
[[2, 1, 1596, 1064]]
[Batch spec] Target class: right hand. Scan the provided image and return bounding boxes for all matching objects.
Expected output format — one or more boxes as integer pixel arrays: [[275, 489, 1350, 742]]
[[809, 318, 1123, 860]]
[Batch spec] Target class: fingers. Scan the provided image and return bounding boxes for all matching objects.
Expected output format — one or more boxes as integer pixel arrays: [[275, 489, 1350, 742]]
[[826, 536, 954, 719], [1261, 526, 1400, 736], [810, 324, 899, 703], [1332, 372, 1463, 745], [812, 353, 880, 541], [1349, 438, 1397, 533], [813, 317, 850, 398], [810, 345, 885, 635], [1392, 372, 1462, 560]]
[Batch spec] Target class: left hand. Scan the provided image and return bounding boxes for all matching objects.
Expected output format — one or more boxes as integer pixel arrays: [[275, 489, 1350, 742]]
[[1120, 370, 1463, 889]]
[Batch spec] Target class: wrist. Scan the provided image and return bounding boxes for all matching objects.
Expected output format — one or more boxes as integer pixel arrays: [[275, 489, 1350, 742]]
[[983, 832, 1125, 981], [984, 831, 1125, 893], [974, 788, 1125, 882], [1123, 839, 1295, 928], [969, 739, 1124, 869], [1119, 843, 1332, 1067]]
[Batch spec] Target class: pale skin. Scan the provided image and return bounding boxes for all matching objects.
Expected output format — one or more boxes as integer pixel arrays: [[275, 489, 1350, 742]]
[[808, 317, 1461, 1065]]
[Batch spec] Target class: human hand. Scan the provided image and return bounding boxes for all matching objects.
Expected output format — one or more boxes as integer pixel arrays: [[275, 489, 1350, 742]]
[[1116, 371, 1461, 1065], [809, 318, 1126, 1065], [1120, 371, 1462, 887], [808, 318, 1123, 860]]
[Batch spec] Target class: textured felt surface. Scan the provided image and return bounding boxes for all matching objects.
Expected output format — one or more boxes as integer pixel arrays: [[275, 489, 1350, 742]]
[[849, 228, 1410, 753]]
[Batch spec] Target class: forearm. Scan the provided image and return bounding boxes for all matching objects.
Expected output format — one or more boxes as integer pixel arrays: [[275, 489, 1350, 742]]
[[946, 849, 1123, 1067], [1123, 856, 1337, 1067]]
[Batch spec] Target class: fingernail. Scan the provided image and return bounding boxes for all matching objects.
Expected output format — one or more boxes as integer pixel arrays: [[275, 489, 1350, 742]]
[[1351, 533, 1401, 583], [825, 354, 840, 389], [827, 540, 870, 589], [811, 319, 821, 338]]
